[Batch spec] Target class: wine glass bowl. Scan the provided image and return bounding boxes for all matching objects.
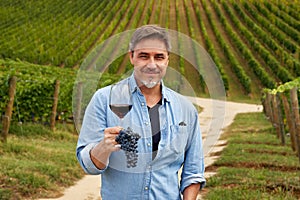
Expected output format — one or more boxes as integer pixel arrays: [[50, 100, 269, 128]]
[[109, 80, 132, 120]]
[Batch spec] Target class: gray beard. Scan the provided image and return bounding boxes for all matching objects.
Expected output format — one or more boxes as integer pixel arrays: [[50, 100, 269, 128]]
[[141, 80, 159, 88]]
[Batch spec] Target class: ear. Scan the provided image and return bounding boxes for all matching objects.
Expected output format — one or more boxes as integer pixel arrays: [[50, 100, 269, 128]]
[[129, 51, 134, 64], [165, 56, 169, 66]]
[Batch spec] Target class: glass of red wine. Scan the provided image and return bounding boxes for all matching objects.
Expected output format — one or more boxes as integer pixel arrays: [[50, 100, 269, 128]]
[[109, 80, 141, 168], [109, 80, 132, 122]]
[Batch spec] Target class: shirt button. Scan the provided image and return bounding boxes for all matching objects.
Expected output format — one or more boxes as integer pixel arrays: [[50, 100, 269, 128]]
[[145, 122, 149, 125], [141, 102, 145, 106], [147, 143, 151, 147], [144, 186, 149, 190]]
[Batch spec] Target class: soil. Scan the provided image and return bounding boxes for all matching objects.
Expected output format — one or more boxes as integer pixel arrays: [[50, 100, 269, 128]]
[[39, 97, 263, 200], [214, 162, 300, 172]]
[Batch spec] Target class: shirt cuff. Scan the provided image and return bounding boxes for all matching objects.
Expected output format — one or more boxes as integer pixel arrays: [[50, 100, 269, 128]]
[[81, 143, 107, 174], [180, 174, 206, 193]]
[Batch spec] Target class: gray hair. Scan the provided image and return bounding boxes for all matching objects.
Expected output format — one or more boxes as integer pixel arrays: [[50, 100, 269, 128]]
[[129, 25, 171, 52]]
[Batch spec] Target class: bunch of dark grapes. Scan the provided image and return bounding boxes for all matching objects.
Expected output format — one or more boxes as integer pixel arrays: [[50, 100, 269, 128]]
[[115, 127, 141, 168]]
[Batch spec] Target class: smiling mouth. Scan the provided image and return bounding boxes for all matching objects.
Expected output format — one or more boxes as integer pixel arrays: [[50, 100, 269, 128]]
[[142, 69, 161, 74], [144, 71, 160, 75]]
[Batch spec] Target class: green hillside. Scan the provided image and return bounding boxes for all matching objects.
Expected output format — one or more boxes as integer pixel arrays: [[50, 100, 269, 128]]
[[0, 0, 299, 102], [0, 1, 300, 199]]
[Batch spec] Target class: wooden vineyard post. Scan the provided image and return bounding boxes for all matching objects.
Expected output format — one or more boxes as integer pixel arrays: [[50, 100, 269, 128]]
[[1, 76, 17, 143], [262, 92, 268, 116], [262, 92, 267, 114], [290, 87, 300, 162], [271, 94, 281, 140], [275, 94, 285, 145], [280, 93, 297, 151], [50, 80, 60, 131], [265, 92, 274, 123]]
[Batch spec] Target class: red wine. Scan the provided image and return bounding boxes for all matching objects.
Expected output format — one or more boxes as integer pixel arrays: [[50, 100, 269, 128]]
[[109, 104, 132, 119]]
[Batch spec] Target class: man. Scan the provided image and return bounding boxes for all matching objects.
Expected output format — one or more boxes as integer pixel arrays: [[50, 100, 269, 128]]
[[76, 25, 205, 200]]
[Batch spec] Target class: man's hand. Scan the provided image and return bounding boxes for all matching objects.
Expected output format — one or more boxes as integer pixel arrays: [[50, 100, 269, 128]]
[[90, 126, 122, 170]]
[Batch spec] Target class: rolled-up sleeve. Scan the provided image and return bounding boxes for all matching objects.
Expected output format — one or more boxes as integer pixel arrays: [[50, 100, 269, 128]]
[[77, 143, 107, 174], [76, 88, 109, 174], [180, 110, 206, 193]]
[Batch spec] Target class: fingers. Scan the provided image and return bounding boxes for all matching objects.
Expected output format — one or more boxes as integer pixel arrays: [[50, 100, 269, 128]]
[[97, 137, 120, 153], [106, 139, 121, 151], [104, 126, 123, 135], [104, 127, 121, 142], [102, 126, 123, 152], [104, 138, 118, 146], [104, 126, 123, 142]]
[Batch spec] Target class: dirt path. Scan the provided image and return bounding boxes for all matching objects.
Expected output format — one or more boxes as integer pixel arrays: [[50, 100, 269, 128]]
[[39, 98, 263, 200]]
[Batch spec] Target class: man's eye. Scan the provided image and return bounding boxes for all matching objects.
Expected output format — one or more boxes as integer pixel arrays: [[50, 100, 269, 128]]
[[138, 55, 148, 59], [155, 56, 165, 60]]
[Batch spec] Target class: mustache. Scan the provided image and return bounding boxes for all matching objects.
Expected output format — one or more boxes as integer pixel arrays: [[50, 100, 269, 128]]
[[141, 69, 160, 74], [140, 64, 164, 73]]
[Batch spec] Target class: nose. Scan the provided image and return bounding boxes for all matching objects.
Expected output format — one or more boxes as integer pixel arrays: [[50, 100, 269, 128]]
[[147, 56, 158, 68], [147, 62, 157, 69]]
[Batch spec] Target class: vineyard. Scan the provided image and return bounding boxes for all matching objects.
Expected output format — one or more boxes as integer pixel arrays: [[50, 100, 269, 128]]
[[0, 0, 300, 199], [0, 0, 299, 100]]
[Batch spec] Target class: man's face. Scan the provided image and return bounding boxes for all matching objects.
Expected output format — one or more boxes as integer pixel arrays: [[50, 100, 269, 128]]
[[130, 39, 169, 88]]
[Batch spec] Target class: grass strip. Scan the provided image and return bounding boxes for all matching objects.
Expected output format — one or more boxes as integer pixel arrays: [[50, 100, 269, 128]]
[[0, 123, 84, 200], [204, 112, 300, 200]]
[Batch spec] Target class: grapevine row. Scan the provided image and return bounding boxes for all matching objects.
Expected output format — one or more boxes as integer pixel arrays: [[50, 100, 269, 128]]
[[166, 0, 181, 77], [83, 0, 139, 73], [108, 0, 148, 74], [99, 1, 153, 73], [253, 1, 300, 44], [262, 78, 300, 161], [221, 1, 294, 84], [117, 0, 155, 75], [164, 0, 170, 29], [47, 0, 111, 66], [263, 1, 300, 32], [105, 0, 139, 73], [4, 0, 93, 51], [191, 0, 229, 91], [0, 0, 66, 35], [84, 0, 140, 69], [203, 0, 251, 93], [175, 0, 185, 76], [271, 1, 300, 21], [183, 0, 206, 90], [70, 0, 131, 67], [0, 59, 121, 123], [210, 0, 275, 89], [0, 0, 110, 67], [232, 2, 300, 76], [56, 0, 112, 66], [242, 2, 297, 54], [0, 0, 136, 68], [154, 0, 162, 24]]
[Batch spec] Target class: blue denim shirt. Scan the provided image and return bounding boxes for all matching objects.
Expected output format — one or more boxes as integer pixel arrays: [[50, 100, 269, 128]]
[[76, 74, 205, 200]]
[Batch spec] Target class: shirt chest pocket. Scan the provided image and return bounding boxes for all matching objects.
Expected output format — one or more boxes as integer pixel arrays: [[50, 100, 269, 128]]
[[168, 125, 188, 155]]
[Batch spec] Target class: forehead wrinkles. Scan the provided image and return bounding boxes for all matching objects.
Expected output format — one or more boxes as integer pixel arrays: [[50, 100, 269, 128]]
[[134, 39, 167, 52], [135, 49, 168, 56]]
